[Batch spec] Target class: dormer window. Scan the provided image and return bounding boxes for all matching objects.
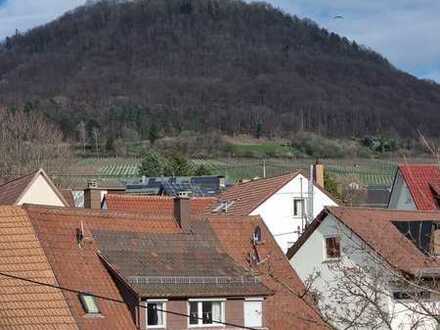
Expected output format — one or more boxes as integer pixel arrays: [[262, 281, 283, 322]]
[[79, 293, 100, 315]]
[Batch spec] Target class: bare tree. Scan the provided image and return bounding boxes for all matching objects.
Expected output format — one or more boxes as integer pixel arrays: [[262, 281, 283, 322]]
[[0, 106, 72, 176], [77, 120, 87, 154]]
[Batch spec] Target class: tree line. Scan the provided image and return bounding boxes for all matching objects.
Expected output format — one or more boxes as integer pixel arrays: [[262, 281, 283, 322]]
[[1, 0, 440, 145]]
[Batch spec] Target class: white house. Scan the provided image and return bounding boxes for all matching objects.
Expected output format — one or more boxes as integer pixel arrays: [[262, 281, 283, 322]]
[[211, 166, 338, 253], [0, 168, 70, 207], [288, 206, 440, 329], [388, 164, 440, 210]]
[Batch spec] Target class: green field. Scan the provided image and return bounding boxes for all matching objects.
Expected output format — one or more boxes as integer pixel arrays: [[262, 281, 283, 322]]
[[64, 157, 436, 187]]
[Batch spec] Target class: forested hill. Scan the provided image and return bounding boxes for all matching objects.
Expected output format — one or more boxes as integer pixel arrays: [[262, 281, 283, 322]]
[[1, 0, 440, 140]]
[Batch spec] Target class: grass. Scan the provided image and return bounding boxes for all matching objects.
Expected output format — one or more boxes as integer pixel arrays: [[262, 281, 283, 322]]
[[66, 157, 402, 186]]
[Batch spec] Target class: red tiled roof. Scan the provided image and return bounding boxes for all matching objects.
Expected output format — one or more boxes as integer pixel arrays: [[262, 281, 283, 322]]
[[289, 207, 440, 276], [398, 164, 440, 210], [24, 205, 183, 330], [208, 215, 328, 329], [212, 172, 300, 216], [0, 206, 78, 329], [104, 194, 216, 216]]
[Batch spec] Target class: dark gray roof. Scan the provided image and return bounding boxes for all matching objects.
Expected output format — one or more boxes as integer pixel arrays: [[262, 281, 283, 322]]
[[94, 221, 269, 298]]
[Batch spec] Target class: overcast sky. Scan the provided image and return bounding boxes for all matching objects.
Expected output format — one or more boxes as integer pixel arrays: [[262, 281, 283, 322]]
[[1, 0, 439, 82]]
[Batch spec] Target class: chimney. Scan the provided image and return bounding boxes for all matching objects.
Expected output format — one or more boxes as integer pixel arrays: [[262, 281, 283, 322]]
[[314, 160, 325, 188], [84, 186, 101, 209], [174, 197, 192, 228]]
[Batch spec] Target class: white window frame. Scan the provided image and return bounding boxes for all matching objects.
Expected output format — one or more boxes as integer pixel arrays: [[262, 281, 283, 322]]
[[293, 198, 304, 217], [146, 299, 167, 329], [244, 297, 263, 328], [323, 235, 341, 261], [187, 298, 226, 328]]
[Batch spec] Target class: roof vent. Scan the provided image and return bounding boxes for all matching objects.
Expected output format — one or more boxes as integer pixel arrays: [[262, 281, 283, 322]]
[[87, 179, 98, 189], [178, 191, 192, 198]]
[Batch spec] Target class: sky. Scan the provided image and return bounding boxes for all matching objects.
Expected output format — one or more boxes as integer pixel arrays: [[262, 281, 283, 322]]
[[0, 0, 439, 82]]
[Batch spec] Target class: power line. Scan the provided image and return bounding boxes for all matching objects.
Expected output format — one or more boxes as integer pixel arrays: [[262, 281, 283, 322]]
[[0, 271, 260, 330]]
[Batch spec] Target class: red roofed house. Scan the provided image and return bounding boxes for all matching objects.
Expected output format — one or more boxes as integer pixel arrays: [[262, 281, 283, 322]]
[[388, 164, 440, 210], [209, 215, 328, 329], [287, 206, 440, 329], [1, 201, 277, 330], [210, 166, 338, 252], [0, 168, 70, 207]]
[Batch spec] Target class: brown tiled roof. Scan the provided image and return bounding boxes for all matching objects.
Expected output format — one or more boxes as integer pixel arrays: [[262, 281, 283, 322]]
[[25, 205, 269, 302], [61, 189, 75, 207], [208, 215, 328, 329], [95, 220, 269, 298], [288, 206, 440, 276], [25, 206, 151, 330], [397, 164, 440, 210], [0, 170, 38, 205], [0, 206, 78, 329], [104, 194, 216, 216], [212, 172, 300, 216]]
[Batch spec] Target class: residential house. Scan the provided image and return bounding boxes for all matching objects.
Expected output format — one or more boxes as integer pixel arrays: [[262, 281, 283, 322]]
[[388, 164, 440, 210], [210, 169, 338, 252], [107, 194, 329, 329], [288, 206, 440, 329], [0, 168, 70, 207], [2, 202, 279, 329], [208, 215, 328, 329]]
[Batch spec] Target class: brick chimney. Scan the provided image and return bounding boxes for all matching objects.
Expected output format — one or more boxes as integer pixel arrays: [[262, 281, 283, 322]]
[[174, 197, 192, 228], [84, 181, 102, 209], [314, 160, 325, 188]]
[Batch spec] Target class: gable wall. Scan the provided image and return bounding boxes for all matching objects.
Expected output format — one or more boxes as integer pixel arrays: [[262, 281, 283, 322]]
[[388, 172, 416, 210], [290, 214, 437, 329], [250, 174, 337, 252], [17, 174, 65, 207]]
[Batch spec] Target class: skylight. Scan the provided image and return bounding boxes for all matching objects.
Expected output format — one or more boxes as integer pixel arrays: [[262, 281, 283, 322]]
[[79, 293, 100, 314]]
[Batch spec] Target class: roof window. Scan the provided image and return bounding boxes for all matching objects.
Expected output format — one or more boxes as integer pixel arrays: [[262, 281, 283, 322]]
[[79, 293, 100, 315]]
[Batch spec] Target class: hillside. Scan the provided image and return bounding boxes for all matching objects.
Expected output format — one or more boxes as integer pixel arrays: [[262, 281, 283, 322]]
[[1, 0, 440, 142]]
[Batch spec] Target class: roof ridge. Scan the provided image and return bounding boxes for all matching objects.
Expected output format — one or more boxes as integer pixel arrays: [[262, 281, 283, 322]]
[[235, 171, 300, 185]]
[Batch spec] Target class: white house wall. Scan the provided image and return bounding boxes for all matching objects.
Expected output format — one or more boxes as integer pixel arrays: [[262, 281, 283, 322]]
[[291, 214, 437, 329], [250, 174, 337, 252], [17, 174, 65, 207], [388, 172, 416, 210]]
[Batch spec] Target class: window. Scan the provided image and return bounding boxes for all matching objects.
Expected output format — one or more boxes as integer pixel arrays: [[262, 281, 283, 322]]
[[79, 293, 100, 314], [325, 236, 341, 259], [244, 298, 263, 328], [293, 199, 304, 217], [253, 226, 262, 244], [188, 300, 224, 326], [146, 300, 166, 328]]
